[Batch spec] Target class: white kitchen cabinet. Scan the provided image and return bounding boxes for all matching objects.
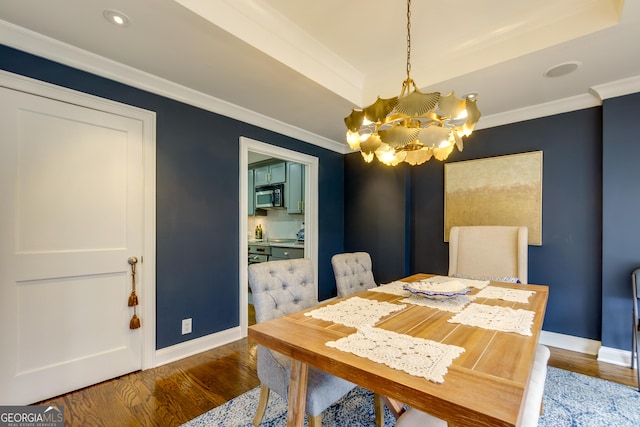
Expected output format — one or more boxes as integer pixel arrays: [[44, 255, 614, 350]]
[[254, 162, 286, 186], [286, 162, 305, 214]]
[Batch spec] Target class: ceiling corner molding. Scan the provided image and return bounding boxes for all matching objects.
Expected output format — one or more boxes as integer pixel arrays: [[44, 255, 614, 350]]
[[0, 19, 346, 154], [590, 75, 640, 101], [175, 0, 364, 106], [476, 93, 602, 130]]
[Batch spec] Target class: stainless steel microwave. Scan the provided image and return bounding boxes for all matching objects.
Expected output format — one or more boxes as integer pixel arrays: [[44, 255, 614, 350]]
[[255, 184, 284, 209]]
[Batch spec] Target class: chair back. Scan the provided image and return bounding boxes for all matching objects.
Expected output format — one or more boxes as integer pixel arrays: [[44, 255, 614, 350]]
[[448, 226, 528, 283], [248, 258, 317, 323], [331, 252, 377, 298]]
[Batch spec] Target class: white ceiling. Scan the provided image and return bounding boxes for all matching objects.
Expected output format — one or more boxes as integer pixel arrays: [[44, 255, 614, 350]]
[[1, 0, 639, 153]]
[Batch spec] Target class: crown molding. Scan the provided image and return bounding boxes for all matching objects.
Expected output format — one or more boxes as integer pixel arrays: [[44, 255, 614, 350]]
[[590, 75, 640, 101], [0, 19, 347, 154], [478, 74, 640, 130], [476, 93, 602, 130]]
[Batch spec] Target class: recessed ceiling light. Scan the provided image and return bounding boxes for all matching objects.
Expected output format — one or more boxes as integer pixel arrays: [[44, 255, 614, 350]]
[[103, 9, 130, 27], [464, 92, 479, 100], [544, 61, 581, 78]]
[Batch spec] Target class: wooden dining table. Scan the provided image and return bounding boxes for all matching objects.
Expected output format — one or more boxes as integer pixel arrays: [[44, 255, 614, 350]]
[[248, 273, 549, 427]]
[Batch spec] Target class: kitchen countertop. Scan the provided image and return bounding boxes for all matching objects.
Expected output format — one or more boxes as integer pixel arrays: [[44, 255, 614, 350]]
[[248, 240, 304, 248]]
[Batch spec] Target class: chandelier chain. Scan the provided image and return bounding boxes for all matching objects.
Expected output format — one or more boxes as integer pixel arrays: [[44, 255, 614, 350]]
[[406, 0, 411, 78]]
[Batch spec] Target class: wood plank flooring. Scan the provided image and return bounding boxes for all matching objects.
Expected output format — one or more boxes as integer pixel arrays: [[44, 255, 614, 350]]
[[35, 306, 639, 426]]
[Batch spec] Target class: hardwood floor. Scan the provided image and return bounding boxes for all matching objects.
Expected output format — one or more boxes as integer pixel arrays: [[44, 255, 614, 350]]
[[37, 338, 260, 427], [36, 308, 639, 426]]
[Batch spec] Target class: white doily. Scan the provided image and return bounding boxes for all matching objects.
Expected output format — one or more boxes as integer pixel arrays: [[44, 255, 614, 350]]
[[471, 286, 535, 304], [304, 296, 406, 328], [326, 326, 465, 383], [400, 295, 472, 313], [429, 275, 490, 289], [368, 281, 412, 297], [448, 303, 535, 336]]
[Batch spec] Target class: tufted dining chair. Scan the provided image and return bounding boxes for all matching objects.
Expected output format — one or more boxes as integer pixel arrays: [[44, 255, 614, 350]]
[[395, 225, 549, 426], [448, 225, 528, 284], [331, 252, 377, 298], [632, 268, 640, 391], [330, 252, 394, 423], [248, 258, 357, 427]]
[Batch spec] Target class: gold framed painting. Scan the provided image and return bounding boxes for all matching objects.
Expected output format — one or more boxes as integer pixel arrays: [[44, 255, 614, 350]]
[[444, 151, 543, 245]]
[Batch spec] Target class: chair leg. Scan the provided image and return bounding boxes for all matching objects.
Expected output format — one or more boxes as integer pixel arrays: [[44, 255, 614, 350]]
[[373, 393, 384, 427], [307, 414, 322, 427], [379, 395, 405, 420], [253, 384, 270, 427], [632, 313, 637, 369], [635, 329, 640, 392]]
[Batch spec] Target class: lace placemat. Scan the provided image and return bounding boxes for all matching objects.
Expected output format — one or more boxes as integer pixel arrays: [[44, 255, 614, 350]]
[[368, 281, 412, 297], [326, 326, 465, 383], [304, 296, 406, 328], [448, 303, 535, 336], [400, 295, 472, 313], [429, 275, 490, 289], [471, 286, 535, 303]]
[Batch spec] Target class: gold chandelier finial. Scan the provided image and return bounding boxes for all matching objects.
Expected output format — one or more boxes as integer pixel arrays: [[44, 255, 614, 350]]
[[344, 0, 481, 166]]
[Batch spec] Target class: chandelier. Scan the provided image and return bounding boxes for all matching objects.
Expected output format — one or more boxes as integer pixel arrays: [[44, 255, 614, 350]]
[[344, 0, 481, 166]]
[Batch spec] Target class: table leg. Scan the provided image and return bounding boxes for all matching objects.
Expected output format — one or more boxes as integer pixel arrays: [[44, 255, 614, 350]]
[[286, 359, 309, 427]]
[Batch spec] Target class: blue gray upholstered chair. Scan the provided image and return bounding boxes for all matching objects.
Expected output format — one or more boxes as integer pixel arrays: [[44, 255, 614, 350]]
[[632, 268, 640, 391], [331, 252, 393, 423], [395, 225, 549, 426], [331, 252, 377, 298], [248, 258, 356, 427]]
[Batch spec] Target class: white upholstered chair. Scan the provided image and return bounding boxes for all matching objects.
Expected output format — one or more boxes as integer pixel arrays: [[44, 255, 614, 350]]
[[396, 344, 552, 427], [248, 259, 356, 427], [331, 252, 377, 297], [396, 225, 550, 426], [448, 225, 528, 284]]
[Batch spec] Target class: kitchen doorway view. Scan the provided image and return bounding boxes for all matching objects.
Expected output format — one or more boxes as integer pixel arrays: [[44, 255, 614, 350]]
[[239, 137, 318, 335]]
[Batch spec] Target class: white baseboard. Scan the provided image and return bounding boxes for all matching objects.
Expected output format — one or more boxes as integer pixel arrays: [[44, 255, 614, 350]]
[[598, 345, 634, 367], [154, 327, 243, 367], [539, 330, 634, 367], [539, 330, 601, 355]]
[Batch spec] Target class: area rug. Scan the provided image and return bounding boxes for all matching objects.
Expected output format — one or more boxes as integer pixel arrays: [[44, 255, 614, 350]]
[[182, 367, 640, 427]]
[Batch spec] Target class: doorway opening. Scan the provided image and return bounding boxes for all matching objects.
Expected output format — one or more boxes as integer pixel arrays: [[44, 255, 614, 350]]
[[239, 137, 318, 336]]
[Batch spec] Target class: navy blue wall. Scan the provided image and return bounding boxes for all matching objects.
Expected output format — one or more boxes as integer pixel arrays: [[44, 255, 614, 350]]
[[346, 108, 604, 341], [343, 154, 410, 283], [0, 45, 344, 349], [602, 92, 640, 350]]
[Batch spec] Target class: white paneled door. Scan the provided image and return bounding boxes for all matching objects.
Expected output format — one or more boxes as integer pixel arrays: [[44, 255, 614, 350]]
[[0, 85, 147, 404]]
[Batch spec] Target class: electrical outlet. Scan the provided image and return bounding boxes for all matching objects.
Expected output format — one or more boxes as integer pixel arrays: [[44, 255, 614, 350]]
[[181, 318, 192, 335]]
